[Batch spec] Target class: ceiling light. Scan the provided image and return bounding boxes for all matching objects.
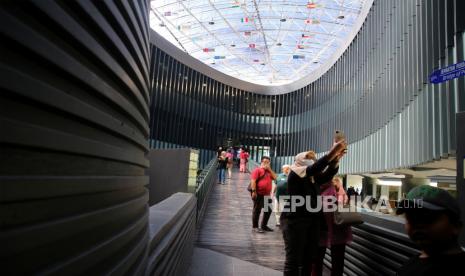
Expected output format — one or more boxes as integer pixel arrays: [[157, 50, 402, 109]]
[[280, 18, 286, 22], [378, 180, 402, 186], [276, 43, 282, 46], [338, 15, 345, 19], [208, 21, 214, 25]]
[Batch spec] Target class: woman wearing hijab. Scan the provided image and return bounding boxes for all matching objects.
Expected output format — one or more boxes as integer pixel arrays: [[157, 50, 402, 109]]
[[280, 140, 347, 276], [226, 149, 234, 179], [239, 148, 249, 173]]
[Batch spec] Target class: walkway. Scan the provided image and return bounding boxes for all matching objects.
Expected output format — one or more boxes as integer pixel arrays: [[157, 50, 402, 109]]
[[188, 167, 330, 275], [187, 247, 281, 276], [195, 168, 285, 271]]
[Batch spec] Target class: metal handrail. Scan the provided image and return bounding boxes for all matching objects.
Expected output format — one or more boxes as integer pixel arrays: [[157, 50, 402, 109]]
[[195, 157, 217, 224], [194, 158, 260, 225]]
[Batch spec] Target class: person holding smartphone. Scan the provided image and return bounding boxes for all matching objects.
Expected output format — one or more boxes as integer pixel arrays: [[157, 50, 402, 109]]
[[281, 140, 347, 275]]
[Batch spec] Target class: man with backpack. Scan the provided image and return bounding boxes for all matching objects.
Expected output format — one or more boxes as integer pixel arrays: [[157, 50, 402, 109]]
[[250, 156, 277, 233]]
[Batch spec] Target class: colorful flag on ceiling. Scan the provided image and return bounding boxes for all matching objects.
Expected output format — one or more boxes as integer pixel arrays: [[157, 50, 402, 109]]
[[214, 56, 226, 59], [164, 11, 172, 16], [244, 31, 252, 36], [297, 45, 308, 49], [203, 48, 215, 52], [177, 25, 191, 31], [306, 3, 317, 9], [253, 59, 260, 62], [241, 17, 252, 23], [305, 19, 320, 24], [249, 43, 256, 48], [293, 55, 305, 59], [232, 1, 246, 8], [301, 34, 311, 38]]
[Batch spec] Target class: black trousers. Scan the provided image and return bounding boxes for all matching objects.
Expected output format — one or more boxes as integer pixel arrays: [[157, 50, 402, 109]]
[[312, 244, 346, 276], [252, 194, 272, 228], [281, 216, 320, 276]]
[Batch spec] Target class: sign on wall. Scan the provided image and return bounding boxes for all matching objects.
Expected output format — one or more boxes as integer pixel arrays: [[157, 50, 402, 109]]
[[430, 60, 465, 84]]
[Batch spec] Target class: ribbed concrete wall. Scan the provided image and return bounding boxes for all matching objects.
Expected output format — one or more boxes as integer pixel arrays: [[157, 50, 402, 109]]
[[0, 1, 151, 274]]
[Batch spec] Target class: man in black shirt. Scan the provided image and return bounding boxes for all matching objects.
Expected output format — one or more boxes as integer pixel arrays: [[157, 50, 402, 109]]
[[397, 185, 465, 276]]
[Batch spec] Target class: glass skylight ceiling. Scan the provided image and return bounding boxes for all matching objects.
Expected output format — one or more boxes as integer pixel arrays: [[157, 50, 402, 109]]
[[150, 0, 370, 86]]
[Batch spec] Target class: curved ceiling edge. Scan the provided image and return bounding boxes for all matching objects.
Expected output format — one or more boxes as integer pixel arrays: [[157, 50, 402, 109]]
[[149, 0, 373, 95]]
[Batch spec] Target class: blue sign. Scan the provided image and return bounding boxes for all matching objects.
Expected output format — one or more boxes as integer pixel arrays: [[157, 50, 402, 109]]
[[430, 60, 465, 84]]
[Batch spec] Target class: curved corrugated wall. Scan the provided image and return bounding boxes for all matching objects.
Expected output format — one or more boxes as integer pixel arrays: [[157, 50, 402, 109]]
[[0, 1, 151, 275]]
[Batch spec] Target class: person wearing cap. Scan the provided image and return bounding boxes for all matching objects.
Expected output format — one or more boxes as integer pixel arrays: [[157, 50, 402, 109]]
[[281, 140, 347, 276], [397, 185, 465, 276]]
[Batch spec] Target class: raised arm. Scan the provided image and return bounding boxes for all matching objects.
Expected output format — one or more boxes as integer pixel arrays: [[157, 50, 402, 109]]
[[306, 140, 347, 176], [315, 160, 339, 185]]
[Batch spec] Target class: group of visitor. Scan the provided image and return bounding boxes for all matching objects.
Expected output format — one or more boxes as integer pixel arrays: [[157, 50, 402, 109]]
[[215, 133, 464, 276]]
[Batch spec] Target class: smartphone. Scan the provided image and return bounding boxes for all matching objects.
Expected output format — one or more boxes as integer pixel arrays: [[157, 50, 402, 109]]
[[334, 130, 348, 153], [334, 130, 345, 142]]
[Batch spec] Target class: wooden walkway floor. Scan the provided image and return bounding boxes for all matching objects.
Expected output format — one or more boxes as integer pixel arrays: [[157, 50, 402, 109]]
[[195, 168, 286, 271]]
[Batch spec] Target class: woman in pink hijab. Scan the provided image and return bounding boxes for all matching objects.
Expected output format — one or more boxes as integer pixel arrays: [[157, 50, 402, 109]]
[[226, 149, 234, 179], [312, 177, 352, 276], [239, 148, 249, 173]]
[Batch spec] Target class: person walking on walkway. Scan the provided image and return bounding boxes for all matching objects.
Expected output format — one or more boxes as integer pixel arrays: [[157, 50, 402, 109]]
[[272, 164, 291, 226], [239, 148, 249, 173], [312, 177, 352, 276], [217, 151, 227, 185], [216, 146, 223, 158], [397, 185, 465, 276], [280, 140, 347, 276], [226, 149, 234, 179], [250, 156, 277, 233]]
